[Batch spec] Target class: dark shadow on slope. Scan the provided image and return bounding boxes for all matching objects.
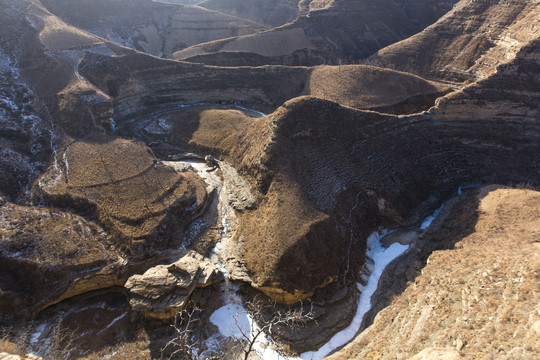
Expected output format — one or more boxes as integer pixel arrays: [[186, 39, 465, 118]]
[[360, 188, 482, 333]]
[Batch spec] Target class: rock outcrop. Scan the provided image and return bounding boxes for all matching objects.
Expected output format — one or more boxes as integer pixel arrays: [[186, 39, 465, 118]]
[[328, 186, 540, 359], [0, 201, 122, 321], [173, 0, 458, 66], [125, 250, 223, 319], [367, 0, 540, 83], [0, 0, 538, 357]]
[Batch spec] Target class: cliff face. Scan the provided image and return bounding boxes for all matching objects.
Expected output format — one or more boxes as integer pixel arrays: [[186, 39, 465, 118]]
[[0, 200, 122, 322], [367, 0, 540, 82], [225, 85, 538, 301], [172, 0, 458, 66], [0, 0, 539, 356], [328, 186, 540, 360], [78, 53, 445, 125]]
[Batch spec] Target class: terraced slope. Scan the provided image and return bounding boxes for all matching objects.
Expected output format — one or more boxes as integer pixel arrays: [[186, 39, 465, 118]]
[[173, 0, 458, 66], [366, 0, 540, 82], [40, 0, 266, 57]]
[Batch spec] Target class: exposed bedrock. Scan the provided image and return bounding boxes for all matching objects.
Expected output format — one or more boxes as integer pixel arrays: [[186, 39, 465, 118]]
[[328, 186, 540, 359], [225, 36, 540, 302], [124, 250, 224, 319], [0, 136, 211, 321], [78, 52, 449, 125], [78, 52, 311, 119], [78, 37, 540, 304], [366, 0, 540, 82], [0, 201, 123, 322], [39, 0, 266, 58], [173, 0, 458, 66], [198, 53, 539, 303]]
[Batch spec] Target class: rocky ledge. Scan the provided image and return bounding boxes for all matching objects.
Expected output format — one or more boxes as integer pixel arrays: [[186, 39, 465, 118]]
[[125, 250, 224, 319]]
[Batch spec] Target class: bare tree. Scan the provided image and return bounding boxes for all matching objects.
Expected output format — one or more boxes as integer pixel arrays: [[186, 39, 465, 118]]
[[234, 296, 316, 360], [165, 297, 315, 360], [161, 306, 204, 360]]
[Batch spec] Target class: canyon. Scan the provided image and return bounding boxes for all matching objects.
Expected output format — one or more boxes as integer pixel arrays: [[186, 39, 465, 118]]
[[0, 0, 538, 359]]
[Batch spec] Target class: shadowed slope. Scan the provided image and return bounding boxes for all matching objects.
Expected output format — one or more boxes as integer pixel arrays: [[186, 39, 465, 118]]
[[173, 0, 458, 66], [39, 0, 267, 58], [367, 0, 540, 82], [328, 186, 540, 359]]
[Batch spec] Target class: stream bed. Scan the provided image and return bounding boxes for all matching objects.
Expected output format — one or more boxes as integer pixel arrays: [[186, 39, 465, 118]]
[[182, 158, 454, 359]]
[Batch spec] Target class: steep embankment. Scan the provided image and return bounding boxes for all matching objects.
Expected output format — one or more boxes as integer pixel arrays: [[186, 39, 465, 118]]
[[173, 0, 457, 66], [328, 186, 540, 359], [78, 52, 447, 125], [220, 88, 538, 302], [39, 0, 267, 58], [367, 0, 540, 82], [172, 34, 540, 303]]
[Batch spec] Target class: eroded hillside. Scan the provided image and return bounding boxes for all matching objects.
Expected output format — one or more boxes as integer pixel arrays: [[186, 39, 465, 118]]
[[0, 0, 538, 359]]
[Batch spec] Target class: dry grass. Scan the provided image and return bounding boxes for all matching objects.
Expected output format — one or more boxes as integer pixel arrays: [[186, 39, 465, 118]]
[[38, 137, 207, 240], [305, 65, 450, 112], [328, 186, 540, 359]]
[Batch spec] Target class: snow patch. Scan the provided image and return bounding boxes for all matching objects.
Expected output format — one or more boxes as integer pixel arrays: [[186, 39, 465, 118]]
[[210, 304, 251, 339], [31, 323, 48, 344], [420, 203, 445, 230], [299, 233, 408, 360], [97, 312, 128, 335]]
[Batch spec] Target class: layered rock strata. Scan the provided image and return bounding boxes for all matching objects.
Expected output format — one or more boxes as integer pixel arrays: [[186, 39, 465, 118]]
[[0, 201, 122, 321], [39, 0, 266, 58], [125, 250, 224, 319], [173, 0, 458, 66], [367, 0, 540, 82], [328, 186, 540, 359], [35, 137, 207, 254]]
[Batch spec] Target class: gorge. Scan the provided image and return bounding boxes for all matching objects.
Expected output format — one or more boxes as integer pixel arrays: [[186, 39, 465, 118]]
[[0, 0, 539, 359]]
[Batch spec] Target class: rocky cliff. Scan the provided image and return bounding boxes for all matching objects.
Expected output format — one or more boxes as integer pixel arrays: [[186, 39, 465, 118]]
[[173, 0, 458, 66], [328, 186, 540, 359], [367, 0, 540, 83], [0, 0, 538, 357]]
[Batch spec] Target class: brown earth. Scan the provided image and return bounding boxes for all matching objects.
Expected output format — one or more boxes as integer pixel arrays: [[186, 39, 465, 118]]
[[366, 0, 540, 83], [173, 0, 457, 66], [39, 0, 267, 58], [35, 136, 208, 253], [304, 65, 451, 113], [0, 0, 539, 357], [328, 186, 540, 360], [0, 201, 121, 321]]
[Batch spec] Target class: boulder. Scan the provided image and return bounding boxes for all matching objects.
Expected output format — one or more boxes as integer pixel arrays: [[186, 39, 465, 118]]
[[125, 250, 224, 319]]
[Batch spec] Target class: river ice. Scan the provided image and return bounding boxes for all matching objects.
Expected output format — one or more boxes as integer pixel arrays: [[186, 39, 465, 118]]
[[298, 234, 408, 360]]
